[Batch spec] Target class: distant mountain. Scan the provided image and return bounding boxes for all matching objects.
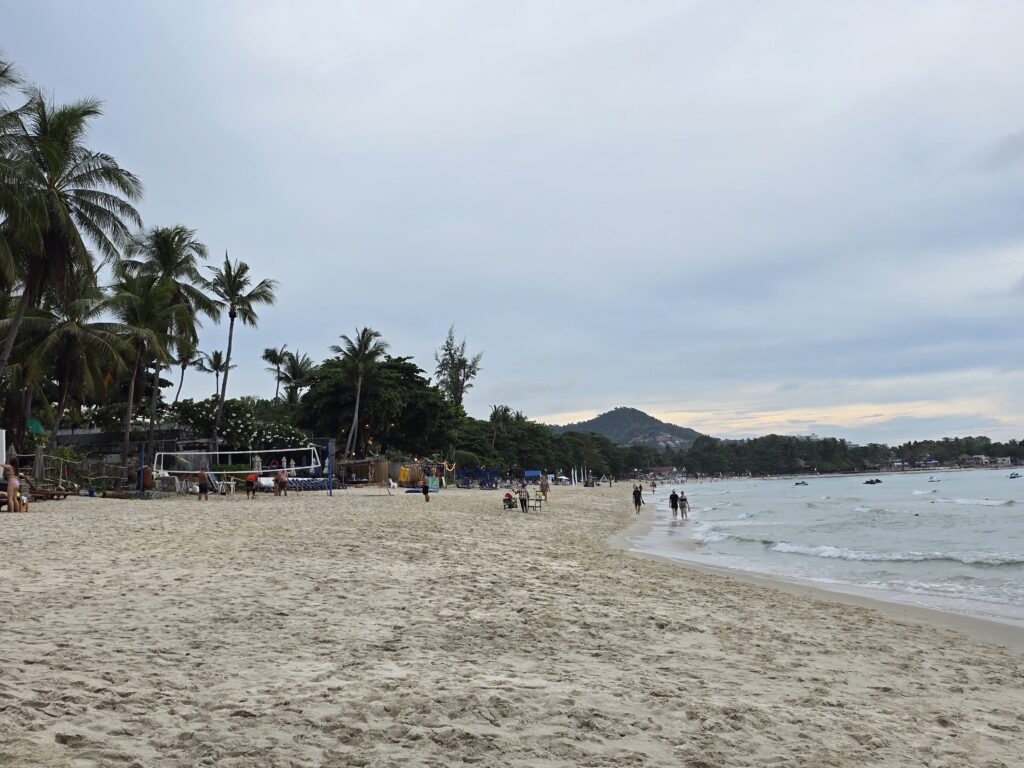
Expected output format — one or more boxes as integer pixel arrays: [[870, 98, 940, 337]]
[[549, 407, 702, 451]]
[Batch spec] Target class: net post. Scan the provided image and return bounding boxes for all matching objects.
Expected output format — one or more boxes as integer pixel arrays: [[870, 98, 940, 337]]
[[327, 439, 335, 496], [138, 442, 145, 499]]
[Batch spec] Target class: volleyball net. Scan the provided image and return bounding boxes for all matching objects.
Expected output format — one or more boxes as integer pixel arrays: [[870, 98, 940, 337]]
[[153, 445, 325, 477]]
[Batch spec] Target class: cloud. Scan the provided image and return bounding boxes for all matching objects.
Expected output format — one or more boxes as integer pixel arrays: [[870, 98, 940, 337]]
[[3, 1, 1023, 444]]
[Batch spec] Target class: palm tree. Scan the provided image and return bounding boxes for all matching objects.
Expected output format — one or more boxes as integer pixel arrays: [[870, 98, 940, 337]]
[[11, 286, 127, 439], [172, 342, 201, 404], [331, 327, 389, 457], [0, 57, 28, 288], [489, 404, 513, 450], [262, 344, 288, 401], [0, 90, 142, 378], [107, 274, 181, 463], [195, 350, 234, 397], [203, 254, 277, 444], [278, 350, 315, 405], [118, 225, 222, 444]]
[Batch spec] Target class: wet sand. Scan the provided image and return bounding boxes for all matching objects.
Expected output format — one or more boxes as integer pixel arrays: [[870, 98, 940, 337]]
[[1, 486, 1022, 766]]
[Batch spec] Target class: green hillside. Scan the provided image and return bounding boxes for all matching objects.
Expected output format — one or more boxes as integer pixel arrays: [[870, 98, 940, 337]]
[[549, 407, 702, 451]]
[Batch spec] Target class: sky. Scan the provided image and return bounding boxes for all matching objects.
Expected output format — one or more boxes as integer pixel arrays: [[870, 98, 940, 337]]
[[4, 1, 1023, 444]]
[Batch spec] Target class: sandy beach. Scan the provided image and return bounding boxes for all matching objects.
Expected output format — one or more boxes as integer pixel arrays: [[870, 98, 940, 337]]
[[2, 486, 1022, 767]]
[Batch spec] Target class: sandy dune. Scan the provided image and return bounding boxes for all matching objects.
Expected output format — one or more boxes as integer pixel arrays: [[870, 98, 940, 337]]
[[1, 486, 1022, 767]]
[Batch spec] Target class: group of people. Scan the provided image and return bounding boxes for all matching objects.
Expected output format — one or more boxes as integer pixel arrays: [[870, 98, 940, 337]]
[[631, 482, 689, 519]]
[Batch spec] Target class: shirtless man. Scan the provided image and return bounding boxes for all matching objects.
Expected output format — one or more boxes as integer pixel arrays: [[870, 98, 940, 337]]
[[197, 467, 210, 501]]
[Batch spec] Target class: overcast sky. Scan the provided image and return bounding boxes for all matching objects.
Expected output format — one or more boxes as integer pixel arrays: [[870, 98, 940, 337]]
[[5, 1, 1022, 444]]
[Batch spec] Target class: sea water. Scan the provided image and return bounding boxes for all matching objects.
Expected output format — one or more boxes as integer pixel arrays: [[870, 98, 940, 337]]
[[628, 469, 1024, 626]]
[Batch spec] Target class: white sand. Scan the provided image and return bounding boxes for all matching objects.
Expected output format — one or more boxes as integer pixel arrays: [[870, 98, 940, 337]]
[[1, 486, 1022, 767]]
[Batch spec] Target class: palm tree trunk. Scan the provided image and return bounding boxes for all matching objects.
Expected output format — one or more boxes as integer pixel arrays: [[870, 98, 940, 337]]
[[345, 375, 363, 457], [147, 362, 161, 447], [0, 291, 33, 378], [274, 365, 281, 401], [122, 348, 142, 465], [213, 314, 236, 444], [174, 362, 187, 404], [52, 379, 71, 446]]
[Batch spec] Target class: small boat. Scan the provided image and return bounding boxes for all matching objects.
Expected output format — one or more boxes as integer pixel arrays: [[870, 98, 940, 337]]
[[1010, 472, 1021, 479], [863, 478, 883, 485], [794, 481, 808, 486]]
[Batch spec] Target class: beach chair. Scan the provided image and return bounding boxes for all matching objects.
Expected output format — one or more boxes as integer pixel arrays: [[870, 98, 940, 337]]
[[24, 475, 70, 501]]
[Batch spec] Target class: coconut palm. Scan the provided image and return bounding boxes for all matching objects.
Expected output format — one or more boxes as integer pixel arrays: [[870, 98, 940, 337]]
[[118, 225, 222, 444], [195, 350, 234, 397], [203, 254, 277, 444], [107, 274, 182, 462], [0, 56, 28, 287], [172, 342, 202, 404], [262, 344, 288, 401], [0, 90, 142, 378], [489, 404, 513, 450], [331, 327, 389, 456], [278, 350, 315, 405], [11, 286, 127, 439]]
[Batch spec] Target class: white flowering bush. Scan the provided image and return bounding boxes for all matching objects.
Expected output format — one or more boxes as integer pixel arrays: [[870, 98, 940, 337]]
[[174, 397, 308, 450]]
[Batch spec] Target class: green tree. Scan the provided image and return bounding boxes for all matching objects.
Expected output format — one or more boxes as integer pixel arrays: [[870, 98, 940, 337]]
[[203, 253, 277, 443], [433, 324, 483, 407], [489, 404, 512, 450], [195, 349, 234, 397], [331, 327, 389, 457], [0, 90, 142, 378], [262, 344, 288, 401], [172, 341, 201, 404], [108, 274, 182, 462], [278, 350, 314, 405], [119, 225, 222, 444], [13, 286, 126, 439]]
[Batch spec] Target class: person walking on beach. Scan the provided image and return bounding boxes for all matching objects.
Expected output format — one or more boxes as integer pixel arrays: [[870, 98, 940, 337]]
[[539, 475, 550, 502], [669, 490, 680, 519], [421, 474, 430, 502], [274, 469, 288, 497], [517, 482, 530, 513], [679, 492, 689, 520], [632, 484, 643, 514], [197, 467, 210, 501], [245, 471, 259, 499]]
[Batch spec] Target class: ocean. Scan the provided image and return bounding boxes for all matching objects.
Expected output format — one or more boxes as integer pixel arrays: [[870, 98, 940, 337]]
[[628, 468, 1024, 626]]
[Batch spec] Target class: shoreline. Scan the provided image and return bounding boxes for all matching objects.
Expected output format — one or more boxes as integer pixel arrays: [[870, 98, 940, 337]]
[[610, 506, 1024, 653]]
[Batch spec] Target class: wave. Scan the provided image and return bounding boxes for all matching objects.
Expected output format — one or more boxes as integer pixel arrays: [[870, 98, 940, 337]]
[[936, 498, 1014, 507], [692, 529, 1024, 566], [769, 542, 1024, 566], [912, 489, 937, 495]]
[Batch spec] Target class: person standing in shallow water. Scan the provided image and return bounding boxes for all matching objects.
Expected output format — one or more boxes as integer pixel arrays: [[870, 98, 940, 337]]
[[669, 490, 680, 519], [632, 485, 643, 514], [679, 492, 689, 520]]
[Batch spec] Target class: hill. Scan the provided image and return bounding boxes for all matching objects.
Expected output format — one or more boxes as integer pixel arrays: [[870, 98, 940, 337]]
[[549, 407, 702, 451]]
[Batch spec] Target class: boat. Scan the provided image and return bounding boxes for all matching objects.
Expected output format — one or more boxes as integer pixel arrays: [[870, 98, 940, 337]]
[[1010, 472, 1021, 479], [794, 481, 808, 486], [927, 476, 941, 482]]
